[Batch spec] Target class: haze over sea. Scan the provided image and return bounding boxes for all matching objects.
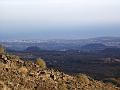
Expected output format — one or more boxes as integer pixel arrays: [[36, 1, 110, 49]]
[[0, 0, 120, 40]]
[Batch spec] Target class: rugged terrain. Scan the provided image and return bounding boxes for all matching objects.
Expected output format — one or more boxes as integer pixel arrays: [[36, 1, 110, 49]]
[[0, 49, 120, 90]]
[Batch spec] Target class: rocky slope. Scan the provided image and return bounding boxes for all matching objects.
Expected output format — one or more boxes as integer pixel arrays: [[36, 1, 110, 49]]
[[0, 53, 120, 90]]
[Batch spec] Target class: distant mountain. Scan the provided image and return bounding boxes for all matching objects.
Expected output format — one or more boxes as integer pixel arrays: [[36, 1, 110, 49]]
[[1, 37, 120, 51], [80, 43, 107, 52], [89, 37, 120, 47], [101, 47, 120, 58], [91, 37, 120, 41], [25, 46, 41, 52]]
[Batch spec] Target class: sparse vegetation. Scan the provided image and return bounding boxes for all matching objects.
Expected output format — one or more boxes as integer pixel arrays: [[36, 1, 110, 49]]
[[6, 54, 20, 60], [35, 58, 47, 69], [0, 48, 119, 90], [76, 74, 90, 85], [0, 45, 5, 54]]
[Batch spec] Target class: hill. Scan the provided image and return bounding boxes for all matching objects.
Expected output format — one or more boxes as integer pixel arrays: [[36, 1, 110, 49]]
[[80, 43, 107, 52], [0, 49, 120, 90], [101, 48, 120, 58], [26, 46, 42, 52], [1, 37, 120, 51]]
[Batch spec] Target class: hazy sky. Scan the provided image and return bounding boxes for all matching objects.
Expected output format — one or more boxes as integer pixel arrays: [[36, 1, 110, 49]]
[[0, 0, 120, 40]]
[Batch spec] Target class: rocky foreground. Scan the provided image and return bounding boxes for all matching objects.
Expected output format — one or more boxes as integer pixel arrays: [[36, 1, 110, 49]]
[[0, 53, 120, 90]]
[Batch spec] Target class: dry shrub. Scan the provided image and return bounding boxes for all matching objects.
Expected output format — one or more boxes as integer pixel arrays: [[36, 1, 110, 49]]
[[35, 58, 47, 69], [0, 45, 5, 54], [76, 74, 90, 85]]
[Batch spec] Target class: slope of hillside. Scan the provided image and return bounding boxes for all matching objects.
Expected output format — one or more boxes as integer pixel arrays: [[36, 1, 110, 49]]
[[0, 51, 120, 90], [80, 43, 107, 52]]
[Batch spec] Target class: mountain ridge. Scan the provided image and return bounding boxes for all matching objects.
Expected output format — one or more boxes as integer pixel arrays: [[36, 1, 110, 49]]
[[0, 47, 120, 90]]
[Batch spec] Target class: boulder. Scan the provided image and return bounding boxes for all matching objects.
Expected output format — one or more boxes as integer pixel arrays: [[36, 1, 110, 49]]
[[18, 67, 28, 75], [0, 54, 7, 60], [50, 74, 56, 80]]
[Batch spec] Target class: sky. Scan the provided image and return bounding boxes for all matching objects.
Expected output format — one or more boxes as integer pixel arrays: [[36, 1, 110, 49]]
[[0, 0, 120, 40]]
